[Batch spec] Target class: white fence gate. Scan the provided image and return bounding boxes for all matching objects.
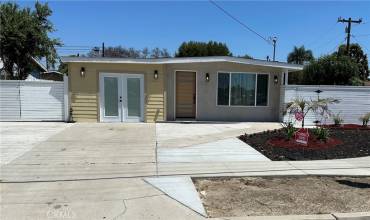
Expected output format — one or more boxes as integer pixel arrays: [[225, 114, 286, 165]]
[[0, 76, 69, 121], [281, 85, 370, 126]]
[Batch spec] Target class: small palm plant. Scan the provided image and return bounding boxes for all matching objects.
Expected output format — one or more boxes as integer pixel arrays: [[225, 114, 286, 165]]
[[286, 97, 339, 128], [332, 112, 344, 126], [359, 112, 370, 127]]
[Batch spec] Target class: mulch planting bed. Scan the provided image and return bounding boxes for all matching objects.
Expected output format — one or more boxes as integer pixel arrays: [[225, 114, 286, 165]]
[[239, 126, 370, 160], [321, 124, 370, 130]]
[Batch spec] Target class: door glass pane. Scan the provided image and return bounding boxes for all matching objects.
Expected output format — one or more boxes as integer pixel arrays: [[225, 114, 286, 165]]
[[217, 73, 230, 105], [231, 73, 256, 106], [257, 74, 269, 106], [127, 78, 141, 117], [104, 77, 118, 116]]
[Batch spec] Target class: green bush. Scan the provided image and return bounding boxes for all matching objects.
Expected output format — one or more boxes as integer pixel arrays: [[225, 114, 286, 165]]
[[359, 112, 370, 126], [332, 113, 344, 126], [313, 127, 329, 142], [283, 122, 296, 140]]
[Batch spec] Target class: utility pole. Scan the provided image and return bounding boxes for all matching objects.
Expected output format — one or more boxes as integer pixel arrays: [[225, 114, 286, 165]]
[[337, 17, 362, 54], [102, 42, 105, 57], [269, 36, 277, 61]]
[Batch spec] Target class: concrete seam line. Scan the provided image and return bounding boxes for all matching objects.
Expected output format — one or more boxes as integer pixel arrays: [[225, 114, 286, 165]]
[[111, 200, 127, 220], [287, 161, 310, 175], [143, 178, 207, 218], [331, 213, 339, 220]]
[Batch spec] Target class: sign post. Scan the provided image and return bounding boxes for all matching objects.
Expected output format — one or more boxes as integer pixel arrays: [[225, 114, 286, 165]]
[[295, 128, 309, 145]]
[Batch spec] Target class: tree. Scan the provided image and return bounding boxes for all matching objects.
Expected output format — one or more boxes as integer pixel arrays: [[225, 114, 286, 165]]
[[87, 46, 170, 58], [287, 46, 314, 65], [285, 97, 339, 128], [0, 2, 61, 79], [175, 41, 231, 57], [58, 55, 78, 74], [238, 54, 253, 59], [302, 54, 360, 85], [336, 43, 369, 82], [150, 47, 170, 58]]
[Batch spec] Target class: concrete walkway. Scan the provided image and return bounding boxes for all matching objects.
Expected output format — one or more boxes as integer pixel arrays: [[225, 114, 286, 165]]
[[145, 176, 207, 216], [156, 122, 282, 148], [158, 138, 270, 163]]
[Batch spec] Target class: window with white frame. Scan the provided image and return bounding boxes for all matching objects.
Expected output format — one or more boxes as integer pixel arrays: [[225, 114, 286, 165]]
[[217, 72, 269, 106]]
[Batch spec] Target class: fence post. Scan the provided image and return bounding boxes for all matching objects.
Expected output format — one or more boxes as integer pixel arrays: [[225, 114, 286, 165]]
[[63, 75, 69, 122]]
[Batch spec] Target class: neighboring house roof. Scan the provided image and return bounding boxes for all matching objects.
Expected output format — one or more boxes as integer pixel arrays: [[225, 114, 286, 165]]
[[30, 57, 48, 72], [61, 56, 303, 72]]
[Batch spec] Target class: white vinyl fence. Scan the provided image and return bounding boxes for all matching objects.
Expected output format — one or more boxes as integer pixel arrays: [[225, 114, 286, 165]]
[[281, 85, 370, 126], [0, 76, 69, 121]]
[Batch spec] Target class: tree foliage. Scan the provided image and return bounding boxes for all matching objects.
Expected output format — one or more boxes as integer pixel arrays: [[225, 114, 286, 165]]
[[302, 54, 360, 85], [287, 46, 314, 65], [336, 43, 369, 81], [0, 2, 61, 79], [87, 46, 171, 58], [175, 41, 231, 57], [285, 97, 339, 128]]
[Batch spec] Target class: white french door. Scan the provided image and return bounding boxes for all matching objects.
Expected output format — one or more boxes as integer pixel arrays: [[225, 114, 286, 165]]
[[99, 73, 144, 122]]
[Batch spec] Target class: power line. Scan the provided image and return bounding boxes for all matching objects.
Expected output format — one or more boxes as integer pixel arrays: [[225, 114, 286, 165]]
[[208, 0, 270, 44], [326, 38, 346, 54], [352, 35, 370, 54], [56, 45, 97, 48], [305, 22, 339, 48], [337, 17, 362, 54], [353, 33, 370, 37], [56, 48, 92, 51], [312, 32, 343, 50]]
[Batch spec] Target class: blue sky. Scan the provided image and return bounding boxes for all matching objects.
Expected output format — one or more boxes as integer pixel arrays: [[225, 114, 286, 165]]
[[18, 1, 370, 62]]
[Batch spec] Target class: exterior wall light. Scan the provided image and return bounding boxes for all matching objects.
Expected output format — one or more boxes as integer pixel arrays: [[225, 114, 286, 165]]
[[205, 73, 210, 82], [80, 67, 85, 77], [274, 75, 278, 84], [154, 70, 158, 80]]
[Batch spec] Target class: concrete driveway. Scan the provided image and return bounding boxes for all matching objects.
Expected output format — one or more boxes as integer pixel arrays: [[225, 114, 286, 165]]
[[1, 123, 157, 182], [0, 122, 71, 165]]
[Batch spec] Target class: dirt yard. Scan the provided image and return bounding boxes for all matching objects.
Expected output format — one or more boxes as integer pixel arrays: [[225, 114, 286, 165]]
[[193, 176, 370, 217]]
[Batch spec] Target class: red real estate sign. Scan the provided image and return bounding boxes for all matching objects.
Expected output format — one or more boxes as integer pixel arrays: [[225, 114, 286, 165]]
[[295, 128, 309, 145], [295, 112, 304, 121]]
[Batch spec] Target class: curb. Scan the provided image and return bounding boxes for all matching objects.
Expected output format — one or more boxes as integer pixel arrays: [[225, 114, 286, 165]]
[[332, 212, 370, 220], [213, 212, 370, 220]]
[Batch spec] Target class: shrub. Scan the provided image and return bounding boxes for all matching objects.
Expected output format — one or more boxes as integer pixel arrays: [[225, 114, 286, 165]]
[[359, 112, 370, 126], [332, 113, 344, 126], [282, 122, 296, 140], [313, 127, 329, 142]]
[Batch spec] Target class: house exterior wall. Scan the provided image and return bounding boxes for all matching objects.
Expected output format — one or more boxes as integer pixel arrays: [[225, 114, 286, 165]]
[[68, 63, 166, 122], [165, 62, 285, 122]]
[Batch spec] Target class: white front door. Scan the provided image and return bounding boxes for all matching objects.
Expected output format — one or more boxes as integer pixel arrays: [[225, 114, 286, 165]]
[[100, 73, 144, 122]]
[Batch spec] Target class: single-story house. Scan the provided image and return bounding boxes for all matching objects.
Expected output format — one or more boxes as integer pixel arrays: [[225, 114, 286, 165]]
[[61, 56, 303, 123]]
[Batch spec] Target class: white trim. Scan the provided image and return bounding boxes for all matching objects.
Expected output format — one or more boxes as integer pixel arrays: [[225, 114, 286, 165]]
[[174, 70, 198, 120], [99, 73, 122, 122], [61, 56, 303, 71], [63, 75, 69, 122], [215, 71, 270, 108], [99, 72, 144, 123], [284, 69, 289, 85], [123, 74, 144, 122]]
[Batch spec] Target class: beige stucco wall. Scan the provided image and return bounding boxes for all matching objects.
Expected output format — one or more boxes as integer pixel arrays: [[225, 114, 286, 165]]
[[165, 62, 286, 122], [68, 63, 166, 122]]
